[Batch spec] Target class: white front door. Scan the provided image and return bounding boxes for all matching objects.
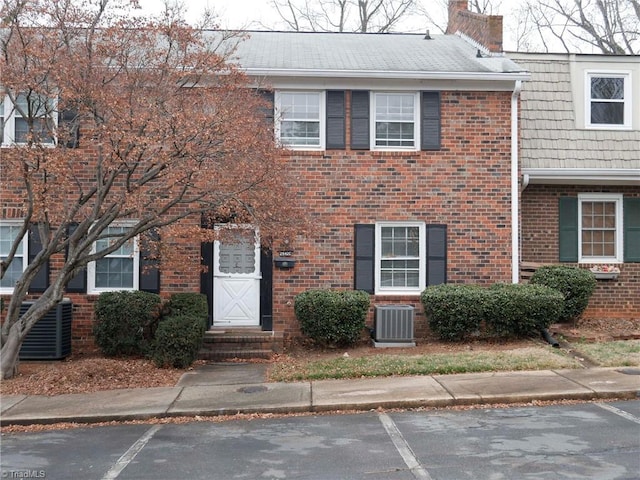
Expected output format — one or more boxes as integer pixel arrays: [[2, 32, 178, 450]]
[[213, 227, 261, 327]]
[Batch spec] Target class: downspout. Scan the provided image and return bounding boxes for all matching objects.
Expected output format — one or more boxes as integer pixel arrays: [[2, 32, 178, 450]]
[[511, 80, 522, 284]]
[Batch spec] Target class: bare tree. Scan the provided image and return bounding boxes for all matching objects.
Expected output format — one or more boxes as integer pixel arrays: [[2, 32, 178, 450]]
[[270, 0, 417, 32], [0, 0, 305, 379], [518, 0, 639, 53]]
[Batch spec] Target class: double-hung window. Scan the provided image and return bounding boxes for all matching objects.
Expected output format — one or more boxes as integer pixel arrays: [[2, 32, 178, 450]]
[[375, 222, 425, 294], [1, 92, 56, 145], [579, 194, 623, 263], [586, 72, 631, 129], [87, 223, 139, 293], [275, 91, 325, 149], [372, 93, 419, 150], [0, 221, 27, 293]]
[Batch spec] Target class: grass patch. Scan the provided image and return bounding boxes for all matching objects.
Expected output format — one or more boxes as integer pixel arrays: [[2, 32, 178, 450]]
[[574, 340, 640, 367], [268, 347, 580, 382]]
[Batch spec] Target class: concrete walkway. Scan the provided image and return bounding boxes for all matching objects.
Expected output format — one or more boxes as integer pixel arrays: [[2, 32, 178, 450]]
[[1, 364, 639, 426]]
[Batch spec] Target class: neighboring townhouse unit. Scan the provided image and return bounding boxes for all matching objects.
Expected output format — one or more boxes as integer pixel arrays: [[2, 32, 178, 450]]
[[2, 2, 531, 356], [510, 52, 640, 321]]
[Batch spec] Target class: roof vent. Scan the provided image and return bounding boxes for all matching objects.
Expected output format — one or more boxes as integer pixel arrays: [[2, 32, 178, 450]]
[[476, 48, 483, 58], [424, 30, 431, 40]]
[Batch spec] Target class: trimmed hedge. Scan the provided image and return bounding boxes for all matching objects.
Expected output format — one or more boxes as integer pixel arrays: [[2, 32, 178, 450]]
[[421, 283, 565, 341], [294, 289, 370, 347], [167, 293, 208, 327], [485, 283, 564, 337], [421, 285, 485, 341], [151, 315, 206, 368], [93, 291, 162, 357], [530, 265, 596, 322]]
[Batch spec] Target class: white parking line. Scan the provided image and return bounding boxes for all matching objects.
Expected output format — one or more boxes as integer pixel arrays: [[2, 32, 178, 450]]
[[378, 412, 433, 480], [102, 425, 162, 480], [595, 403, 640, 425]]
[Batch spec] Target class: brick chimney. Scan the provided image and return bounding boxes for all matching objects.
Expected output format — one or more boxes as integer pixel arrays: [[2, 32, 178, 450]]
[[446, 0, 503, 53]]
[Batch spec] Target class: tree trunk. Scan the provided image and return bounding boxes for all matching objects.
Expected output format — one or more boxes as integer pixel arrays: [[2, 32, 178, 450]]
[[1, 325, 23, 380]]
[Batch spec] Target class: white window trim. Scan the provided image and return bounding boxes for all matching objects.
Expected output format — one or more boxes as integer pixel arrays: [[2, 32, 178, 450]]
[[584, 71, 632, 130], [371, 92, 420, 152], [87, 222, 140, 294], [0, 220, 28, 294], [578, 193, 623, 264], [374, 221, 426, 295], [274, 90, 326, 151], [1, 93, 58, 146]]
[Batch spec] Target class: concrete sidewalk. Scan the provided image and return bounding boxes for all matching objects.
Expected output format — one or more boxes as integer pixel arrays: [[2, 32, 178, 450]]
[[1, 364, 639, 426]]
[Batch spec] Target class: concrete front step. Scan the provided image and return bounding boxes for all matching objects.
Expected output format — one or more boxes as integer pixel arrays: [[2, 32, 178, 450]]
[[198, 329, 283, 361]]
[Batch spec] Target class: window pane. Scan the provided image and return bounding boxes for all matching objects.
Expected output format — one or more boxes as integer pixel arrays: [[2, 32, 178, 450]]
[[0, 257, 23, 288], [591, 102, 624, 125], [281, 120, 320, 145], [280, 93, 320, 120], [95, 258, 133, 288], [591, 77, 624, 100], [581, 200, 617, 259]]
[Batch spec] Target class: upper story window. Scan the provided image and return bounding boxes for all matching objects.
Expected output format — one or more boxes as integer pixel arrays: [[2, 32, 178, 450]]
[[87, 223, 139, 294], [1, 92, 56, 145], [586, 72, 631, 129], [375, 222, 425, 294], [372, 92, 419, 150], [275, 91, 325, 150], [578, 193, 623, 263], [0, 221, 27, 293]]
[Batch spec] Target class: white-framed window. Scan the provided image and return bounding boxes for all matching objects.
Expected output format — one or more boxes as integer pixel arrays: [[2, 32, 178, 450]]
[[372, 92, 419, 150], [0, 221, 28, 293], [1, 92, 57, 145], [87, 223, 139, 294], [275, 91, 325, 150], [585, 72, 632, 129], [578, 193, 623, 263], [375, 222, 425, 294]]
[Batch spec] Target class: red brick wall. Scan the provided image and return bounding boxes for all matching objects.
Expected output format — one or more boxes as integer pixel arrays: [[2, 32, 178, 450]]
[[2, 89, 515, 350], [521, 184, 640, 321], [271, 90, 514, 341]]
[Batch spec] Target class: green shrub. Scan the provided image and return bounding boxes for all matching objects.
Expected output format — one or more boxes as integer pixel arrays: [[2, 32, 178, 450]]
[[152, 315, 206, 368], [93, 291, 162, 357], [167, 293, 208, 328], [485, 283, 564, 337], [421, 285, 485, 341], [294, 289, 370, 347], [530, 265, 596, 322]]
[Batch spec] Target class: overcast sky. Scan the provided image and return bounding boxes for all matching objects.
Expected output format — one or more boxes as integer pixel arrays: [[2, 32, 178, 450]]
[[136, 0, 527, 51]]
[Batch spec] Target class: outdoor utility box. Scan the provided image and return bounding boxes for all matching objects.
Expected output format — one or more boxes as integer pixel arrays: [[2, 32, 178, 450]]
[[373, 304, 415, 347], [19, 299, 73, 360]]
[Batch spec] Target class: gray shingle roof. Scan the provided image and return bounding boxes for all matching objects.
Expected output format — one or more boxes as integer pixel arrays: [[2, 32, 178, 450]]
[[222, 31, 526, 77], [509, 52, 640, 171]]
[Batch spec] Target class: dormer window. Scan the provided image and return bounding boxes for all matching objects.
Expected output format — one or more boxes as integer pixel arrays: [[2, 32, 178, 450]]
[[586, 72, 631, 130]]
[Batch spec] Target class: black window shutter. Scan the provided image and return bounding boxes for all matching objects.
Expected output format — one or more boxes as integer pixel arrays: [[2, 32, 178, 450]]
[[426, 224, 447, 286], [200, 216, 215, 327], [326, 90, 345, 149], [259, 90, 274, 125], [559, 197, 579, 262], [28, 225, 49, 292], [57, 109, 80, 148], [260, 248, 273, 331], [350, 91, 370, 150], [354, 224, 375, 293], [65, 223, 87, 293], [421, 91, 441, 151], [624, 198, 640, 262], [139, 229, 160, 293]]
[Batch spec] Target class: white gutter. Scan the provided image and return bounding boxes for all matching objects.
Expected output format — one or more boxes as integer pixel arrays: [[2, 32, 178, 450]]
[[511, 80, 522, 284], [522, 168, 640, 185], [242, 67, 531, 82]]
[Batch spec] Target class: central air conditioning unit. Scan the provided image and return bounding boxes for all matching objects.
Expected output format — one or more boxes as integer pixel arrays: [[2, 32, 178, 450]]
[[19, 299, 73, 360], [373, 304, 415, 348]]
